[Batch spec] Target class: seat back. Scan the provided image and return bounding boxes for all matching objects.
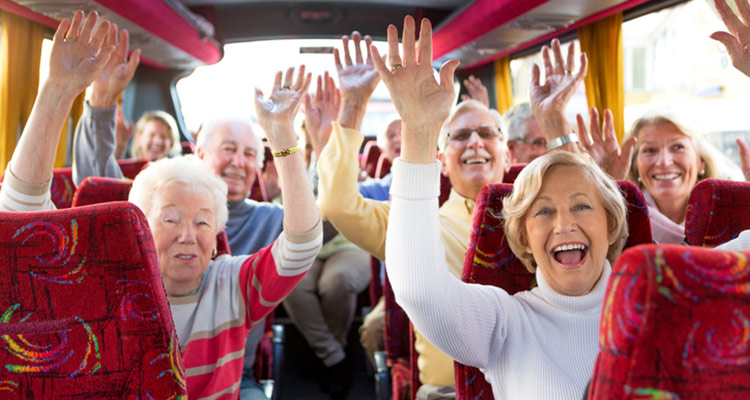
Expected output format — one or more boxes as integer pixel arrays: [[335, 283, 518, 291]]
[[502, 164, 526, 184], [0, 203, 186, 398], [181, 141, 196, 155], [361, 140, 382, 178], [455, 181, 652, 400], [248, 168, 268, 202], [375, 154, 392, 179], [589, 244, 750, 399], [685, 179, 750, 247], [72, 176, 133, 208], [50, 168, 76, 209], [117, 158, 149, 180]]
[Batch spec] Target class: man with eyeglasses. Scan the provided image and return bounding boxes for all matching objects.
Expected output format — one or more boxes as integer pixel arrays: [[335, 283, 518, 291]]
[[318, 95, 510, 399], [505, 102, 548, 164]]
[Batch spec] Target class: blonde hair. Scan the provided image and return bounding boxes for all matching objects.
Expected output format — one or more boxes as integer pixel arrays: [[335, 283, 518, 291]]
[[502, 152, 628, 272], [129, 155, 229, 232], [133, 110, 181, 159], [626, 113, 743, 187], [438, 99, 506, 152]]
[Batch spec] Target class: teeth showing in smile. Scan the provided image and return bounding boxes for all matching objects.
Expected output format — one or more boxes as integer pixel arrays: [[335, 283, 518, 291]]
[[177, 255, 194, 260], [463, 158, 487, 165], [553, 243, 585, 252], [654, 173, 679, 180]]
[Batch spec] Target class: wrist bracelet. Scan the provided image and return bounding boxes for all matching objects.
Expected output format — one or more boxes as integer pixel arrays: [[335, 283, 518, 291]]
[[546, 133, 579, 151], [272, 145, 300, 157]]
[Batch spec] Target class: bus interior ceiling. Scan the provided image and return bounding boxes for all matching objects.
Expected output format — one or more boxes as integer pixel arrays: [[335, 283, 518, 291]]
[[5, 0, 687, 141]]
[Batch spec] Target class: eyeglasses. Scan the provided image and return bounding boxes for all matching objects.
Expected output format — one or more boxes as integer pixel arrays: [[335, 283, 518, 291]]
[[512, 137, 547, 148], [447, 126, 502, 143]]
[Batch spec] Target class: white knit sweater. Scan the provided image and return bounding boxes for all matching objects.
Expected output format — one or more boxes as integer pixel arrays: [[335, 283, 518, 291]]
[[385, 159, 610, 400]]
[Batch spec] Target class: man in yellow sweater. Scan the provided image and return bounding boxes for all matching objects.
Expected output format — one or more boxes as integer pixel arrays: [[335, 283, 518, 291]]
[[317, 32, 510, 400]]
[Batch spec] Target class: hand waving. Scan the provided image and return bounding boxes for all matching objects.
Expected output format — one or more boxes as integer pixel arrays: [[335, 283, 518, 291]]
[[371, 16, 460, 163], [335, 32, 380, 101], [577, 108, 636, 180], [303, 72, 340, 156], [48, 10, 115, 97], [529, 39, 587, 139], [90, 25, 141, 108], [255, 66, 312, 150], [711, 0, 750, 78], [461, 75, 489, 107]]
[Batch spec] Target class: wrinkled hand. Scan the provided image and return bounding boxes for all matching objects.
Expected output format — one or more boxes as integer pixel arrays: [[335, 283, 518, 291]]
[[115, 106, 134, 157], [255, 66, 312, 150], [461, 75, 489, 107], [711, 0, 750, 78], [303, 72, 340, 156], [335, 32, 380, 101], [578, 108, 636, 180], [90, 25, 140, 108], [48, 10, 115, 97], [529, 39, 587, 136], [371, 16, 460, 163], [737, 138, 750, 181]]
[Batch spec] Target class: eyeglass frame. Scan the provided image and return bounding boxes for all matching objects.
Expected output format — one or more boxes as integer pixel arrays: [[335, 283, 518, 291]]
[[509, 137, 547, 148], [446, 125, 503, 144]]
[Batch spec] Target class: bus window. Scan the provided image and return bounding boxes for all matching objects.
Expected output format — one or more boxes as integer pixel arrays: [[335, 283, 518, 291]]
[[175, 38, 395, 139], [509, 39, 589, 122], [623, 0, 750, 164]]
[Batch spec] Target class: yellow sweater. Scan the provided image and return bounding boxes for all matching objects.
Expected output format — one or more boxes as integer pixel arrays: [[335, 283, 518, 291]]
[[317, 122, 475, 386]]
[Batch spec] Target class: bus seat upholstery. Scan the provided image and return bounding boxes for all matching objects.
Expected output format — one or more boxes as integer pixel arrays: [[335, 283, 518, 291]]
[[361, 141, 382, 179], [588, 244, 750, 399], [181, 141, 196, 155], [117, 158, 149, 180], [375, 153, 392, 179], [502, 164, 526, 184], [686, 179, 750, 247], [0, 202, 187, 398], [249, 168, 268, 202], [383, 268, 411, 400], [72, 176, 133, 208], [0, 168, 76, 209], [455, 181, 653, 400]]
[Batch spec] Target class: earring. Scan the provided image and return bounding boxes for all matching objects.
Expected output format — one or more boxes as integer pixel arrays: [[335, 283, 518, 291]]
[[699, 169, 705, 177], [637, 175, 642, 183], [211, 248, 218, 258]]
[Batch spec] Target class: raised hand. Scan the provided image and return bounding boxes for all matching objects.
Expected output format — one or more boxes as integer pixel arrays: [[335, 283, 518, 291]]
[[371, 16, 460, 164], [303, 72, 340, 156], [529, 38, 587, 139], [48, 10, 115, 96], [461, 75, 489, 107], [90, 25, 141, 108], [578, 108, 636, 180], [255, 66, 312, 151], [737, 138, 750, 181], [711, 0, 750, 78], [335, 31, 380, 101], [114, 106, 134, 159]]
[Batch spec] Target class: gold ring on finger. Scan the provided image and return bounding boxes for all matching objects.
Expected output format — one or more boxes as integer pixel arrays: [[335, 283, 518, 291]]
[[281, 85, 291, 90], [391, 64, 402, 72]]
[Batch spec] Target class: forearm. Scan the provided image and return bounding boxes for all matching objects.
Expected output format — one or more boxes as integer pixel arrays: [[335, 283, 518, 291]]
[[317, 122, 389, 260], [386, 159, 504, 368], [10, 82, 76, 185], [71, 101, 124, 186], [537, 110, 580, 153], [275, 149, 320, 234], [338, 95, 368, 131]]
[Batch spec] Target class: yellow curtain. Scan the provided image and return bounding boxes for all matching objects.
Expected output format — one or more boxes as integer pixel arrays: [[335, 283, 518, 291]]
[[0, 11, 45, 172], [493, 56, 513, 114], [54, 92, 85, 168], [577, 12, 625, 142]]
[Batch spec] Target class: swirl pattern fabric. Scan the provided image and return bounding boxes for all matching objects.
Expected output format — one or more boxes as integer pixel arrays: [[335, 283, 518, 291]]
[[589, 245, 750, 399], [686, 179, 750, 247], [0, 203, 186, 398], [456, 181, 652, 400]]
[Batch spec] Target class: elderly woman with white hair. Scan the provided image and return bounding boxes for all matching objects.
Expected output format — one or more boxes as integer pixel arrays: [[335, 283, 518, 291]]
[[374, 17, 629, 399], [0, 12, 323, 399]]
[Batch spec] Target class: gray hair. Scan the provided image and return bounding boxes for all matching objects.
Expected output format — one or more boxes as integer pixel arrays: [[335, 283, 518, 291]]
[[438, 100, 506, 152], [129, 155, 229, 232], [196, 118, 265, 168], [504, 103, 534, 141]]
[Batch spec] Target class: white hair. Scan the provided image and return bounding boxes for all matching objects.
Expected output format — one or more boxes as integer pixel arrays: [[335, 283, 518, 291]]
[[504, 102, 534, 141], [196, 118, 265, 168], [376, 114, 401, 150], [129, 155, 229, 232], [438, 100, 506, 152]]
